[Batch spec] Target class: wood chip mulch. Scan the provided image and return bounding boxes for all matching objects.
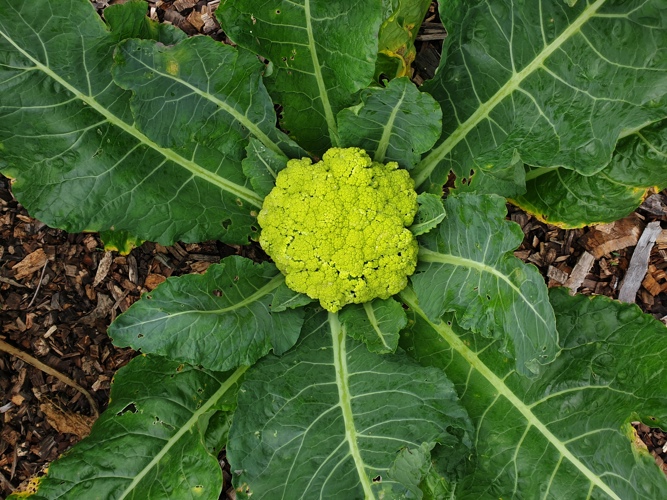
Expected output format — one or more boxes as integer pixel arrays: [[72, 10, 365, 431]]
[[1, 0, 665, 497]]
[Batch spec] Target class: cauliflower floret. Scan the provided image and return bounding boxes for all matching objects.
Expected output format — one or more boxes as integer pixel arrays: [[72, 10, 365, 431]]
[[258, 147, 418, 312]]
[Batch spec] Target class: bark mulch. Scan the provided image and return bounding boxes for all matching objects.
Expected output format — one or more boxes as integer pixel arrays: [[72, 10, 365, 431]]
[[1, 1, 666, 497]]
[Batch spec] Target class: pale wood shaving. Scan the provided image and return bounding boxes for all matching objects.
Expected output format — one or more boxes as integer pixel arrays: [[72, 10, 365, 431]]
[[564, 251, 595, 293], [619, 221, 663, 303]]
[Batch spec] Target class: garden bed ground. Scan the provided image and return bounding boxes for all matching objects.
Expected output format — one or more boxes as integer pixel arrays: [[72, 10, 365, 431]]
[[1, 0, 666, 497]]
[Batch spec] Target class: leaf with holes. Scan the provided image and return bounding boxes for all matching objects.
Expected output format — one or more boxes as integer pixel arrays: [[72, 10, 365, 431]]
[[401, 287, 667, 499], [9, 355, 246, 500], [413, 0, 667, 196], [108, 256, 305, 371], [227, 309, 473, 498]]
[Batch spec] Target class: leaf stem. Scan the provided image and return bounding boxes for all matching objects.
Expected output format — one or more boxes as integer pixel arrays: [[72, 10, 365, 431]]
[[304, 0, 340, 147], [329, 312, 375, 499]]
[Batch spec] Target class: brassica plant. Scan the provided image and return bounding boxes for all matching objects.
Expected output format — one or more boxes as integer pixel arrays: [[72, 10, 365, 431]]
[[1, 0, 666, 498]]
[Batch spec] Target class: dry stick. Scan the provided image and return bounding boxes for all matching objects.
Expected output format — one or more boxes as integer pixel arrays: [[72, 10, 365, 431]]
[[26, 259, 49, 309], [618, 221, 662, 303], [0, 339, 99, 418]]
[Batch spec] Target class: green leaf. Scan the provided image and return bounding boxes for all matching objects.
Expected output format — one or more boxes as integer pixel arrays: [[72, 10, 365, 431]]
[[0, 0, 265, 245], [339, 297, 407, 353], [108, 256, 305, 371], [413, 193, 558, 376], [217, 0, 383, 154], [227, 309, 472, 499], [375, 0, 432, 80], [12, 355, 246, 500], [410, 192, 446, 236], [338, 77, 442, 169], [242, 138, 289, 199], [401, 287, 667, 499], [514, 119, 667, 227], [413, 0, 667, 196], [100, 229, 143, 255]]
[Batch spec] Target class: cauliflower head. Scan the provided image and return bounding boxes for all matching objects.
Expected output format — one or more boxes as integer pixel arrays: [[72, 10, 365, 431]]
[[258, 147, 418, 312]]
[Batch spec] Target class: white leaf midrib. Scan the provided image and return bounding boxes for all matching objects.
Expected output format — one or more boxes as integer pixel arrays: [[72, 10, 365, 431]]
[[329, 312, 375, 499]]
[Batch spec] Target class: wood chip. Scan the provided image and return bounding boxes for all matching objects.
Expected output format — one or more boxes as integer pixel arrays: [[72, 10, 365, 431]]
[[92, 251, 113, 287], [79, 294, 114, 326], [547, 265, 569, 285], [39, 400, 94, 439], [173, 0, 197, 11], [643, 273, 662, 296], [619, 221, 663, 303], [12, 249, 48, 280], [564, 251, 595, 293], [580, 215, 643, 259], [145, 274, 166, 290]]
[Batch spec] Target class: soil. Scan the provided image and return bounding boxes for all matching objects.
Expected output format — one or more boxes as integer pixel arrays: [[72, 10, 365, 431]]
[[1, 1, 666, 497]]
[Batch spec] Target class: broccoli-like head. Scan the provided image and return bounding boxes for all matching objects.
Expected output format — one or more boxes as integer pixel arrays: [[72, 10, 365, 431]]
[[258, 147, 418, 312]]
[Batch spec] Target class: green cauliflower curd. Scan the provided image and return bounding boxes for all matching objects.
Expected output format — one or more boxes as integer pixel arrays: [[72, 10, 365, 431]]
[[258, 147, 418, 312]]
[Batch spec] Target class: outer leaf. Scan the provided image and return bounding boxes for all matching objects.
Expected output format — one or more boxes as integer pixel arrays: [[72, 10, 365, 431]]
[[514, 119, 667, 227], [412, 193, 558, 376], [217, 0, 383, 154], [338, 77, 442, 169], [109, 256, 305, 371], [12, 355, 246, 500], [227, 309, 472, 499], [375, 0, 432, 80], [410, 192, 446, 236], [401, 288, 667, 499], [413, 0, 667, 196], [339, 297, 407, 353], [0, 0, 266, 245]]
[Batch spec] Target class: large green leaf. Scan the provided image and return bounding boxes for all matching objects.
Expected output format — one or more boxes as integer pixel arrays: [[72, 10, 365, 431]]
[[514, 119, 667, 227], [413, 0, 667, 196], [227, 309, 472, 499], [338, 77, 442, 169], [412, 193, 558, 376], [217, 0, 383, 154], [0, 0, 270, 245], [12, 355, 246, 500], [401, 287, 667, 499], [109, 256, 305, 372]]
